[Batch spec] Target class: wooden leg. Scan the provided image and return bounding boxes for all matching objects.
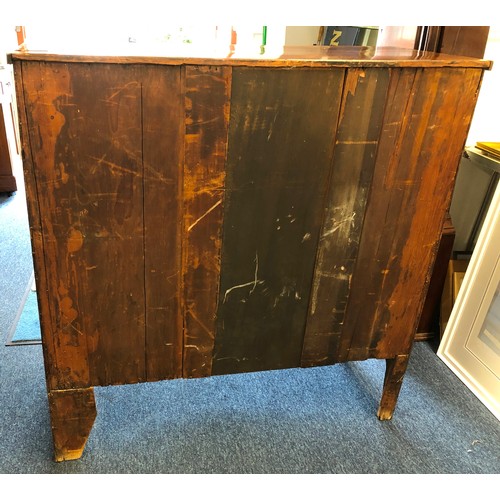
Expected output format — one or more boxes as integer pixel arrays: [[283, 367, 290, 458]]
[[377, 354, 410, 421], [48, 388, 97, 462]]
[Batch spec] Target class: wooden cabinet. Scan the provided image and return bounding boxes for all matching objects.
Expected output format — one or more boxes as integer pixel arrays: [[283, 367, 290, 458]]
[[0, 65, 18, 193], [9, 46, 491, 461]]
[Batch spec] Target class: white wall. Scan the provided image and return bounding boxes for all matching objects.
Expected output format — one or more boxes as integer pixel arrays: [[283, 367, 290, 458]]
[[0, 24, 20, 65], [466, 26, 500, 145]]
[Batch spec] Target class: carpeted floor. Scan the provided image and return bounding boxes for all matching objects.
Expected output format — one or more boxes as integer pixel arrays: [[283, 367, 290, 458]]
[[0, 336, 499, 474], [1, 160, 499, 475]]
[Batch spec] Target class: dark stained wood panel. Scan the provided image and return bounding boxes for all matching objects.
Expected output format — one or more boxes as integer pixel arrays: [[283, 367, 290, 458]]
[[212, 67, 344, 375], [439, 27, 490, 59], [302, 67, 390, 367], [337, 67, 483, 362], [22, 62, 147, 387], [182, 65, 231, 378], [142, 65, 184, 381]]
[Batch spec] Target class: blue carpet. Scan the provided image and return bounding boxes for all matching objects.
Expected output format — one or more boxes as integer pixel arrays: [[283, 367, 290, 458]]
[[0, 339, 499, 474]]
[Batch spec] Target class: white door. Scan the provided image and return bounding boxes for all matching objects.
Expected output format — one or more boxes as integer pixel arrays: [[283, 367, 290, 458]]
[[438, 179, 500, 421]]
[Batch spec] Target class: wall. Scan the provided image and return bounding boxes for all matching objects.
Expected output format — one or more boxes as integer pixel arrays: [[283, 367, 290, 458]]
[[285, 27, 321, 46], [0, 25, 20, 66], [466, 26, 500, 145]]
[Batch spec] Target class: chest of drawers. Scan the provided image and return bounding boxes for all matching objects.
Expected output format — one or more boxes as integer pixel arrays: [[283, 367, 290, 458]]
[[10, 46, 491, 461]]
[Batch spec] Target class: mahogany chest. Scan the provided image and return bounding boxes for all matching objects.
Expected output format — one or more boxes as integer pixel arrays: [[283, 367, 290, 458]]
[[9, 46, 491, 461]]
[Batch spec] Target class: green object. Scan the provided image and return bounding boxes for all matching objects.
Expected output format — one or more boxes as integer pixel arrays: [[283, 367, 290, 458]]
[[260, 26, 267, 54]]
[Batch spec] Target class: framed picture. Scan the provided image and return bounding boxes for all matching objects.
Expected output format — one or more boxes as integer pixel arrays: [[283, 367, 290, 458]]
[[438, 178, 500, 421]]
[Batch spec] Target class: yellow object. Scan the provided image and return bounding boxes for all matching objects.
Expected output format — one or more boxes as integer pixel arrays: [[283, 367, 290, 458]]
[[476, 142, 500, 160], [440, 259, 469, 338]]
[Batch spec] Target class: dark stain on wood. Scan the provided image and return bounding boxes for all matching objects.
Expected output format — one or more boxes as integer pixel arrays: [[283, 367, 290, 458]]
[[302, 67, 390, 367], [142, 65, 184, 382], [212, 67, 345, 375]]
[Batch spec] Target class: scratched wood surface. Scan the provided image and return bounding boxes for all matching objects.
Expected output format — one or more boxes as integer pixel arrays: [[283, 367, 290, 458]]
[[14, 61, 60, 390], [21, 61, 95, 389], [142, 65, 184, 382], [18, 60, 485, 386], [13, 53, 488, 461], [336, 67, 483, 362], [20, 62, 185, 387], [301, 67, 390, 367], [212, 67, 345, 375], [182, 66, 231, 378]]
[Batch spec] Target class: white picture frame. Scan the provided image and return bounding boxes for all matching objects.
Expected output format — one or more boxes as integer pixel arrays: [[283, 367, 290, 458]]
[[438, 178, 500, 421]]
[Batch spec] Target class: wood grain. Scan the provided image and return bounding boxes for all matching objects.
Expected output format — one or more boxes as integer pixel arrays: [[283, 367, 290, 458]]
[[48, 388, 97, 461], [302, 67, 390, 367], [182, 65, 231, 378], [8, 47, 493, 70], [142, 65, 184, 381], [337, 67, 484, 362], [212, 67, 344, 375], [13, 60, 60, 390], [377, 355, 409, 420], [21, 62, 147, 387], [12, 53, 488, 462], [20, 61, 92, 389]]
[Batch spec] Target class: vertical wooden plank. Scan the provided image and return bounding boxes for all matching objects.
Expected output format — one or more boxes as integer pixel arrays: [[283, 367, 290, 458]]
[[212, 67, 344, 376], [142, 65, 184, 381], [182, 65, 231, 378], [21, 61, 146, 387], [301, 67, 390, 367], [20, 61, 91, 389], [339, 67, 484, 362], [372, 68, 484, 358], [335, 68, 418, 362], [13, 60, 61, 390]]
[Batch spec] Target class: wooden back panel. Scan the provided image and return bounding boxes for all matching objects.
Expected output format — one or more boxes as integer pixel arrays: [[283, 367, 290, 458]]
[[14, 58, 484, 390]]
